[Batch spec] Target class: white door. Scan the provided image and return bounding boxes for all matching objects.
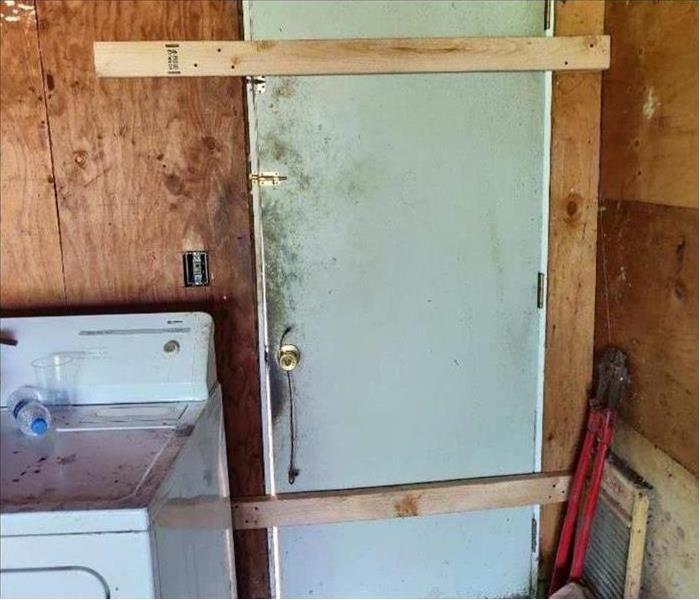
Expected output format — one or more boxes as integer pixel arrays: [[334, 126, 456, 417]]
[[247, 2, 550, 596]]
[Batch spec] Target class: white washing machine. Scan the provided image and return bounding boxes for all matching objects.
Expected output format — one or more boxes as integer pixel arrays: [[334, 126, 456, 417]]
[[0, 312, 237, 598]]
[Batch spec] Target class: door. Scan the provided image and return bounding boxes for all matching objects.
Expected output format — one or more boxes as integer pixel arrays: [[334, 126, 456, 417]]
[[246, 1, 550, 597]]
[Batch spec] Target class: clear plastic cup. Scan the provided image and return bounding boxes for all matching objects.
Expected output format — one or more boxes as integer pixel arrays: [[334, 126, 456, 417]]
[[31, 352, 79, 405]]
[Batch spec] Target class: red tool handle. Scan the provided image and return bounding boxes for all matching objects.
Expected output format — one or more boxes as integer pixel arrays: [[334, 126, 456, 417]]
[[569, 409, 615, 580], [548, 408, 601, 596]]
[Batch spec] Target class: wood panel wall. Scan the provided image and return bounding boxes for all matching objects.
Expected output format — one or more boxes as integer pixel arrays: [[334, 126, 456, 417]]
[[0, 1, 65, 307], [597, 0, 699, 475], [0, 1, 268, 596], [596, 1, 698, 596], [7, 1, 694, 597]]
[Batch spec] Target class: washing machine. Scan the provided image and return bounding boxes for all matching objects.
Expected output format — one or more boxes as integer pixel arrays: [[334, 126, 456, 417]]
[[0, 312, 236, 598]]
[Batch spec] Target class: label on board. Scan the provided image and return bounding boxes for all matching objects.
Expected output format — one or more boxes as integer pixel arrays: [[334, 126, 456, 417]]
[[165, 43, 181, 75]]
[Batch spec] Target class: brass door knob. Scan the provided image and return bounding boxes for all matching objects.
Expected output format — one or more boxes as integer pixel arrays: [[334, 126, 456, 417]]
[[279, 344, 300, 371]]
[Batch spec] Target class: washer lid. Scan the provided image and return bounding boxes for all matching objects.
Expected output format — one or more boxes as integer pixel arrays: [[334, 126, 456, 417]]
[[1, 402, 201, 514], [0, 312, 215, 407]]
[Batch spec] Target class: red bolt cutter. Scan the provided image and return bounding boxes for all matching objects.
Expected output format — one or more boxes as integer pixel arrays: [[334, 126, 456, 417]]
[[549, 348, 630, 597]]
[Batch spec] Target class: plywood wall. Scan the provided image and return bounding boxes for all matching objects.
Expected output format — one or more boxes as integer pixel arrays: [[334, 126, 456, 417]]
[[596, 1, 698, 596], [0, 1, 65, 307], [0, 1, 268, 596], [598, 0, 698, 476]]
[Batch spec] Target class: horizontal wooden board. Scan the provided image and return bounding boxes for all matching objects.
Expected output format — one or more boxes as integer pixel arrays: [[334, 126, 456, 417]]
[[236, 472, 570, 529], [94, 36, 610, 77], [601, 1, 698, 208], [595, 199, 698, 475], [153, 472, 571, 530]]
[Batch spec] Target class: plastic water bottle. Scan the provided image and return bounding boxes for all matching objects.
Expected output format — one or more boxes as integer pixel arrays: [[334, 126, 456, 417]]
[[7, 386, 52, 436]]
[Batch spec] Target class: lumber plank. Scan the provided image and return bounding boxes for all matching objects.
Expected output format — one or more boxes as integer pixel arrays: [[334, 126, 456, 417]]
[[154, 472, 570, 530], [94, 36, 610, 78], [540, 0, 605, 579], [624, 488, 650, 598], [229, 472, 571, 530]]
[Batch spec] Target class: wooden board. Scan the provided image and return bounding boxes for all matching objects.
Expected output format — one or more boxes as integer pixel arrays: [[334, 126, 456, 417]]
[[612, 421, 698, 598], [31, 1, 268, 596], [0, 0, 65, 309], [93, 36, 610, 77], [624, 483, 649, 599], [153, 472, 571, 530], [595, 199, 698, 475], [540, 0, 605, 579], [601, 1, 698, 208], [234, 472, 571, 529]]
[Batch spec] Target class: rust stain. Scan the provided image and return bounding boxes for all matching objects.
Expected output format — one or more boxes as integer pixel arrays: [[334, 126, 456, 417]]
[[394, 494, 419, 517]]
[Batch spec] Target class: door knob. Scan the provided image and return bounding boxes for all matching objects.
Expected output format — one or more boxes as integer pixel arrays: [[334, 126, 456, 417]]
[[279, 344, 300, 371]]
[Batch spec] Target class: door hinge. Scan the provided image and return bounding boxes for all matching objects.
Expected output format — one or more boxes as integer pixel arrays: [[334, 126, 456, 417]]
[[249, 171, 287, 187], [544, 0, 552, 31], [537, 272, 545, 309], [246, 75, 266, 94]]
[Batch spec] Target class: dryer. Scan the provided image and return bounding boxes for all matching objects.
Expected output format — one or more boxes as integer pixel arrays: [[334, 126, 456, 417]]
[[0, 312, 236, 598]]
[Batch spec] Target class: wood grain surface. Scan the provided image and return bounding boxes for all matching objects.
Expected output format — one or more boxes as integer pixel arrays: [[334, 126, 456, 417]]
[[612, 421, 698, 597], [540, 0, 605, 579], [601, 1, 698, 208], [0, 0, 66, 309], [596, 199, 698, 475], [154, 472, 572, 531], [94, 35, 611, 77], [232, 472, 571, 530]]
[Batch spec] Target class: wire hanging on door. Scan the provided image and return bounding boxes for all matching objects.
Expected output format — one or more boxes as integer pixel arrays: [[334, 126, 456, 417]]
[[286, 369, 299, 485], [280, 326, 300, 485]]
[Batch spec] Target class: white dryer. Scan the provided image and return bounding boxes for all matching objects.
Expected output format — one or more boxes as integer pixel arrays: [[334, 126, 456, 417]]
[[0, 312, 236, 598]]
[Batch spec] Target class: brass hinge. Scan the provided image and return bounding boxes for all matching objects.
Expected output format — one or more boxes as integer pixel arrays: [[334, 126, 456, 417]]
[[249, 171, 287, 187]]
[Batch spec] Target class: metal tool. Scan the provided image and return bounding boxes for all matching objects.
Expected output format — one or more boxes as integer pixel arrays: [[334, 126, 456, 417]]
[[549, 348, 630, 597]]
